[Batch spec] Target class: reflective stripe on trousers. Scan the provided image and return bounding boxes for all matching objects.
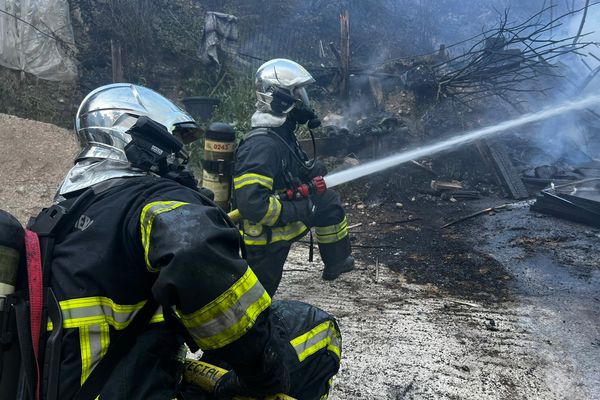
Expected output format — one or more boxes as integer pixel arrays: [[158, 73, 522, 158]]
[[315, 216, 348, 244], [290, 320, 341, 362], [242, 221, 308, 246]]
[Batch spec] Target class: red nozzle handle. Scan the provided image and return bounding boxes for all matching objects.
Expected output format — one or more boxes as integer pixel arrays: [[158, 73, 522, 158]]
[[280, 176, 327, 200], [311, 176, 327, 195]]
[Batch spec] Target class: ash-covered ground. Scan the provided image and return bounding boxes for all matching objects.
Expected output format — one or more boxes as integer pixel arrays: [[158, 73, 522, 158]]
[[279, 185, 599, 399]]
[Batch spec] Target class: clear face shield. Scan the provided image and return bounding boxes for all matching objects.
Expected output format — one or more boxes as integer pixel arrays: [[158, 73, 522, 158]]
[[293, 86, 310, 109], [172, 122, 203, 145]]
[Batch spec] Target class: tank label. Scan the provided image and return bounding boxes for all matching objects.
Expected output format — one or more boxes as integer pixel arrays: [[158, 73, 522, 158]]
[[202, 172, 230, 202], [204, 140, 235, 152]]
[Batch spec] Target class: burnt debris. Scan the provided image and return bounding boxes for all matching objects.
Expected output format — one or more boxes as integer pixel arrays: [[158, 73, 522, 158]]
[[531, 178, 600, 228]]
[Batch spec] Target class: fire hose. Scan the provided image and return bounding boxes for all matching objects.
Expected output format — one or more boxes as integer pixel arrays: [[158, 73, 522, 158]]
[[227, 176, 327, 223], [183, 359, 296, 400]]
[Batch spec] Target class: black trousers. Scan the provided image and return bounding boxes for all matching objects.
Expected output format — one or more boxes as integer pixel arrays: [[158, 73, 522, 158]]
[[247, 189, 349, 296], [182, 300, 341, 400], [246, 241, 293, 297]]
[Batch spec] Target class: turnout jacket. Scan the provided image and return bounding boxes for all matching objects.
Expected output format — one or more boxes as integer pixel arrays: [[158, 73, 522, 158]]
[[234, 124, 315, 247], [46, 175, 283, 399], [234, 123, 349, 248]]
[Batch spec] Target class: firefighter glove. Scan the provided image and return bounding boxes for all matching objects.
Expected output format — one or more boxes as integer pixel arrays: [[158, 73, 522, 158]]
[[309, 159, 328, 178], [213, 340, 290, 399], [213, 371, 250, 399], [198, 186, 215, 201], [286, 198, 315, 227], [289, 103, 319, 125]]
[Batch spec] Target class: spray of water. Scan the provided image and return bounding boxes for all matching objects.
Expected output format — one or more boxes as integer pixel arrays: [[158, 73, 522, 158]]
[[324, 95, 600, 188]]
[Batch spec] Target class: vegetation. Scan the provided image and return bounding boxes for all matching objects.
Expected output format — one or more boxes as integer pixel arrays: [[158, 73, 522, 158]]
[[0, 68, 78, 127], [186, 74, 255, 173]]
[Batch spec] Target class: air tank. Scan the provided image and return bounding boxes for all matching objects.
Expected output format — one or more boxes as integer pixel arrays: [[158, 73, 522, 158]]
[[201, 122, 236, 210]]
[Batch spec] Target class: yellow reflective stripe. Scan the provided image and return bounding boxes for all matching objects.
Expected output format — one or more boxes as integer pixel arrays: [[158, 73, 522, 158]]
[[315, 229, 348, 244], [79, 325, 92, 385], [60, 298, 145, 329], [315, 217, 348, 244], [258, 196, 282, 226], [58, 299, 164, 388], [150, 309, 165, 324], [243, 221, 308, 246], [315, 217, 347, 235], [179, 267, 271, 350], [99, 324, 110, 360], [80, 324, 110, 388], [290, 320, 341, 362], [59, 296, 146, 312], [140, 201, 189, 272], [46, 297, 163, 331], [233, 173, 273, 191]]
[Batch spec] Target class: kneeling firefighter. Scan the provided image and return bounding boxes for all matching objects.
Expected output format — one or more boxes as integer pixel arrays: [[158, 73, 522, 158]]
[[0, 83, 341, 400], [234, 59, 354, 296]]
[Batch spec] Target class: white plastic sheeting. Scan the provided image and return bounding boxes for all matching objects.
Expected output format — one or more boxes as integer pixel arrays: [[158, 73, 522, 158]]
[[0, 0, 77, 81]]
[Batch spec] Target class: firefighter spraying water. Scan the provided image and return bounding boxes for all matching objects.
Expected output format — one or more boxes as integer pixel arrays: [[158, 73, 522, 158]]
[[232, 59, 355, 296], [228, 94, 600, 222]]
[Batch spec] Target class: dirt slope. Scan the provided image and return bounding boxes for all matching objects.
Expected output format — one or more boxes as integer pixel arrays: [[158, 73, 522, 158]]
[[0, 113, 77, 223]]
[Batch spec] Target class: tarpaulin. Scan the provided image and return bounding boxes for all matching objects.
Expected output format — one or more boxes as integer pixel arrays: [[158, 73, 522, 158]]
[[199, 11, 238, 66], [0, 0, 77, 81]]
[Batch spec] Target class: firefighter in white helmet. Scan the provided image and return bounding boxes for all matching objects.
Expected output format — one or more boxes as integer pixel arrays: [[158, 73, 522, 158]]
[[3, 83, 341, 400], [233, 59, 354, 296]]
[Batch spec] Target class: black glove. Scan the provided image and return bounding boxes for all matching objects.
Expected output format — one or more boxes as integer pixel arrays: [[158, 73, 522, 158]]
[[213, 371, 252, 399], [281, 199, 315, 227], [309, 159, 328, 178], [213, 341, 290, 399], [289, 103, 319, 125], [198, 186, 215, 201]]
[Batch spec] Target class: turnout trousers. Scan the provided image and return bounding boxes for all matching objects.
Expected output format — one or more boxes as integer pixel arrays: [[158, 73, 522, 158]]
[[246, 190, 351, 296]]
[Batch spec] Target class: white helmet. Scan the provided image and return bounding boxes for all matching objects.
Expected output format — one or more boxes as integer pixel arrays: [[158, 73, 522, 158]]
[[252, 59, 315, 128], [75, 83, 200, 162]]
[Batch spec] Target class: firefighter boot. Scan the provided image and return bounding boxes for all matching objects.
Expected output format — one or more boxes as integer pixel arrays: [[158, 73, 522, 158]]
[[319, 236, 354, 281]]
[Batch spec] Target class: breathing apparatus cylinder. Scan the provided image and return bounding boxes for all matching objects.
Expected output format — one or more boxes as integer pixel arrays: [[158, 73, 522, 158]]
[[201, 122, 236, 210], [0, 210, 24, 399]]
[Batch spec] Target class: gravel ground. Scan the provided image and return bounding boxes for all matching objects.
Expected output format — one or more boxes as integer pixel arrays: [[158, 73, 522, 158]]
[[0, 113, 77, 223]]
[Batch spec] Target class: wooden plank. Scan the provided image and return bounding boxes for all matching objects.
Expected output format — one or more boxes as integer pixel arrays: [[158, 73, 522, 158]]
[[477, 140, 529, 199], [111, 40, 124, 83], [339, 8, 350, 101]]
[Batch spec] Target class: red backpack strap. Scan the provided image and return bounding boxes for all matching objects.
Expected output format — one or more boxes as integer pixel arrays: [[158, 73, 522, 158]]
[[24, 229, 43, 400]]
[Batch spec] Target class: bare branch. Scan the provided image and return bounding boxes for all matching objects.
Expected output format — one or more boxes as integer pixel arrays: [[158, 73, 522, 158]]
[[573, 0, 591, 45]]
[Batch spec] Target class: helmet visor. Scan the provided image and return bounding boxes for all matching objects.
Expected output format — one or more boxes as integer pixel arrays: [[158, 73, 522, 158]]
[[293, 87, 310, 108], [173, 122, 203, 144]]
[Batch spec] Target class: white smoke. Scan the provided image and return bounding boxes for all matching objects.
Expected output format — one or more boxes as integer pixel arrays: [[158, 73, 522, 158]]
[[498, 3, 600, 166]]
